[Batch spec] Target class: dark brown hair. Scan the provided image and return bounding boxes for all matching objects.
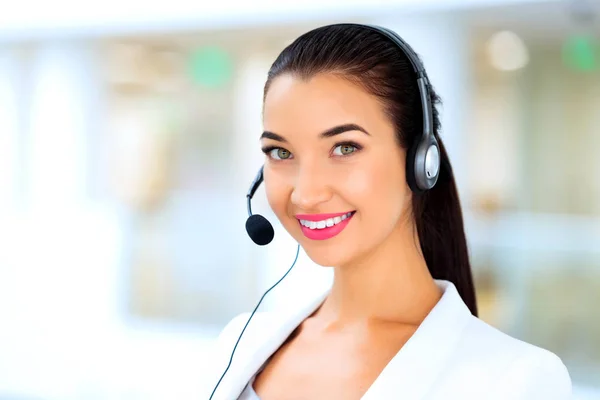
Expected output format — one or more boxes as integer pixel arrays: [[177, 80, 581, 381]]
[[263, 24, 478, 316]]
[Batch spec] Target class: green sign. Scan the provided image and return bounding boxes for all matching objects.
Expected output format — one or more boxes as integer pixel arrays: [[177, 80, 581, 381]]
[[562, 34, 596, 72], [189, 46, 233, 88]]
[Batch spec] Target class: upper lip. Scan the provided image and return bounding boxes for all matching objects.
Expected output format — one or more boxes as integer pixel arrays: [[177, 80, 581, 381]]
[[295, 211, 354, 221]]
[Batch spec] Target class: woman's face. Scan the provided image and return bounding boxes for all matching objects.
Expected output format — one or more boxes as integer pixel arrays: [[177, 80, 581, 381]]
[[262, 73, 413, 267]]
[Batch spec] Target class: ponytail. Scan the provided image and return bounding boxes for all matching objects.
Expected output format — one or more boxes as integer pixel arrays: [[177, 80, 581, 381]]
[[413, 139, 478, 316]]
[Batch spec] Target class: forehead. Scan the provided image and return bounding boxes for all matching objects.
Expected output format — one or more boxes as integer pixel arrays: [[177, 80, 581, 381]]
[[263, 73, 388, 136]]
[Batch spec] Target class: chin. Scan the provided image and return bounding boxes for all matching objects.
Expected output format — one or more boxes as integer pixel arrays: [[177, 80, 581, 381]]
[[297, 234, 363, 268], [302, 247, 355, 268]]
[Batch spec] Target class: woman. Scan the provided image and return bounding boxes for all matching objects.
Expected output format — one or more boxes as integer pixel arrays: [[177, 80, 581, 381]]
[[205, 23, 572, 399]]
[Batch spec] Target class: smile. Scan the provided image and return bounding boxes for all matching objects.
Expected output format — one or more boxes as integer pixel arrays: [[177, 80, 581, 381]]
[[295, 211, 356, 241]]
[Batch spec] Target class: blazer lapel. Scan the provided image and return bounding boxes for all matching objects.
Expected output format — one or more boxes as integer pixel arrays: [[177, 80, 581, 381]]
[[361, 280, 472, 400], [217, 288, 330, 400]]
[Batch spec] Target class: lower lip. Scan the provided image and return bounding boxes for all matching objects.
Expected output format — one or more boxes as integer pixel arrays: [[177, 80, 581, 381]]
[[298, 213, 355, 241]]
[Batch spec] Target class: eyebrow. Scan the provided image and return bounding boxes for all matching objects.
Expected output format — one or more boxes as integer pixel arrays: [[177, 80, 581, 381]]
[[260, 123, 370, 143]]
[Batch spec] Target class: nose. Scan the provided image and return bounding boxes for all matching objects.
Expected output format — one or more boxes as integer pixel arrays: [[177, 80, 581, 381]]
[[290, 165, 333, 211]]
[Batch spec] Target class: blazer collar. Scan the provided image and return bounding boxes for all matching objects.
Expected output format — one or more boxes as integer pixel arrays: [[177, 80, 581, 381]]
[[219, 289, 330, 399], [361, 280, 472, 399], [222, 279, 472, 400]]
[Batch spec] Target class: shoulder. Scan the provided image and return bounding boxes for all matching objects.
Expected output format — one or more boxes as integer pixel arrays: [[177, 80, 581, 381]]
[[458, 316, 572, 399], [498, 346, 572, 399], [210, 311, 271, 367], [215, 311, 279, 350], [216, 312, 253, 346], [202, 312, 279, 389]]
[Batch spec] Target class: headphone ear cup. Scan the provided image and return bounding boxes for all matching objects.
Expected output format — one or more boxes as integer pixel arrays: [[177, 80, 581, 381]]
[[406, 139, 425, 195]]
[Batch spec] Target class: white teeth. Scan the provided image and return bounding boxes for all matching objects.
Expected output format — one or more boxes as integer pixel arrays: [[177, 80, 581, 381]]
[[299, 212, 354, 230]]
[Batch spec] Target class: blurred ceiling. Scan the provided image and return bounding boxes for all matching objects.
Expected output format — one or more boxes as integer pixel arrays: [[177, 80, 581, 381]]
[[0, 0, 575, 42], [467, 0, 599, 44]]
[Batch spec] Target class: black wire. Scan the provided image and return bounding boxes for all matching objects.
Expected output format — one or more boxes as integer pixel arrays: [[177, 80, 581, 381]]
[[209, 244, 301, 399]]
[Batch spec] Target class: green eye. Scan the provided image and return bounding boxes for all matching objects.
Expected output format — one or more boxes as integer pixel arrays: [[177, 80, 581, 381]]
[[333, 144, 357, 156], [270, 148, 292, 160]]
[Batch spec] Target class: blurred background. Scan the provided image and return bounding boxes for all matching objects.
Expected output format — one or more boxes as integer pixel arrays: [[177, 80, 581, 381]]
[[0, 0, 599, 398]]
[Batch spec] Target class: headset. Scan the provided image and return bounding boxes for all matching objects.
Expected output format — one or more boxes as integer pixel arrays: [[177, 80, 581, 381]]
[[209, 23, 440, 399]]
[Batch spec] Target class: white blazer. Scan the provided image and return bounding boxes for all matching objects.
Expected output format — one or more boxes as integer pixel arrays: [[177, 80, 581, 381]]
[[203, 280, 572, 399]]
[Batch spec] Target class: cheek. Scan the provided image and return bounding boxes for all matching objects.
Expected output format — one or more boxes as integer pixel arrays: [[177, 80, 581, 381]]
[[264, 169, 290, 218], [345, 155, 406, 206], [342, 153, 409, 233]]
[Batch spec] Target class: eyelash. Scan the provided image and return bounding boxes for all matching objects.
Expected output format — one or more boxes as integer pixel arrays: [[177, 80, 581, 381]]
[[261, 141, 363, 161]]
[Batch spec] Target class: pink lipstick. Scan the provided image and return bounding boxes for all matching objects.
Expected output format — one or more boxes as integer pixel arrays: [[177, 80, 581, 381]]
[[295, 211, 355, 241]]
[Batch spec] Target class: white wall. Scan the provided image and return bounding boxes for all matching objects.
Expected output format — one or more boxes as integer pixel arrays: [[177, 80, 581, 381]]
[[0, 50, 20, 212], [0, 42, 217, 399]]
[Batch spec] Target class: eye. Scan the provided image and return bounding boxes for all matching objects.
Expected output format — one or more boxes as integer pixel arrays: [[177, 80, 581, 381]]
[[266, 147, 293, 160], [332, 143, 358, 156]]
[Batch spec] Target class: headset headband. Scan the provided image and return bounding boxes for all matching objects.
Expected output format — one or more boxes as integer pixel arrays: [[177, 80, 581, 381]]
[[331, 23, 426, 76]]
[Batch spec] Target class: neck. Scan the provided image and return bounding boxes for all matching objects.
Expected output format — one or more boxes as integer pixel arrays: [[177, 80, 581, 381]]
[[316, 221, 442, 327]]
